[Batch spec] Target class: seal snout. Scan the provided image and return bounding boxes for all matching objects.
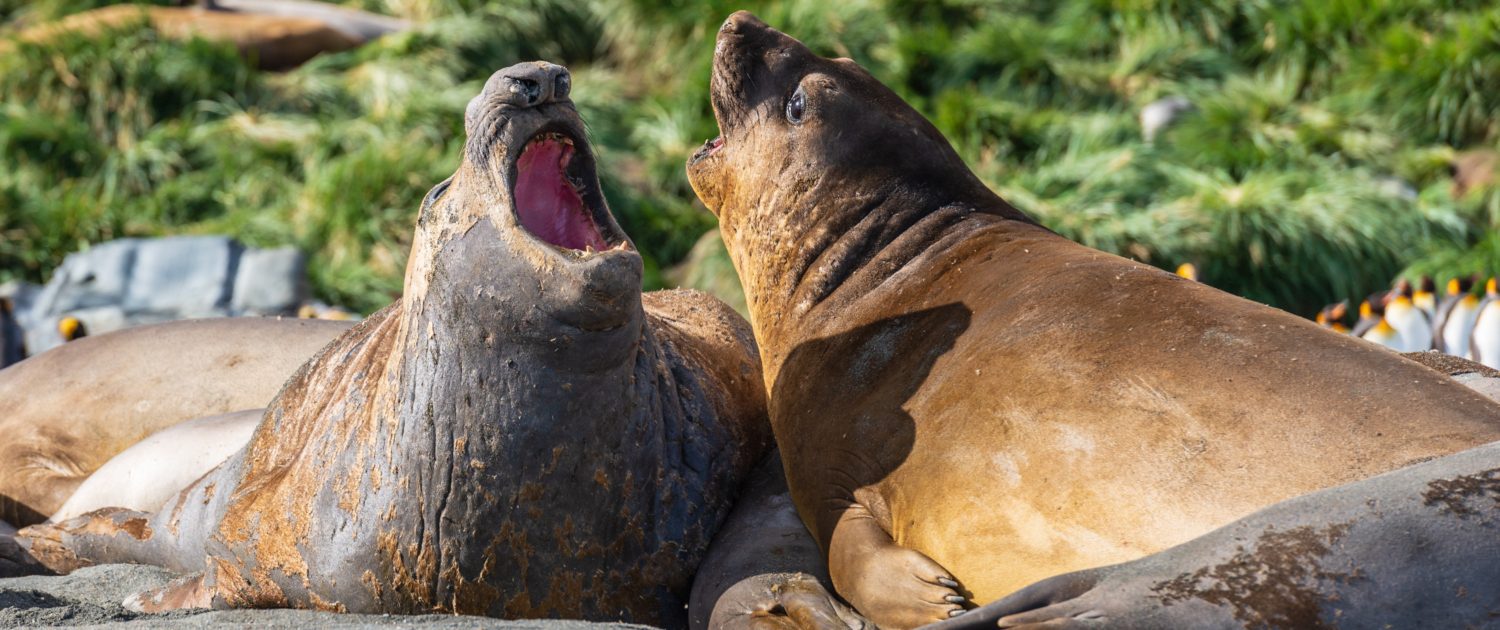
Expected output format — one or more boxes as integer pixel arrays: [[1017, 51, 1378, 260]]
[[719, 10, 767, 36], [457, 62, 635, 258], [492, 61, 572, 109]]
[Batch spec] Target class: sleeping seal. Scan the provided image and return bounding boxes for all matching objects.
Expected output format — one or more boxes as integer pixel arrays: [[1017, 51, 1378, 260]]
[[0, 317, 352, 527]]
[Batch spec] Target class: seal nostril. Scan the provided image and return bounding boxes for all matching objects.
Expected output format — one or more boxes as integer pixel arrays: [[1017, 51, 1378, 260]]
[[721, 11, 763, 35], [554, 73, 571, 100], [506, 76, 542, 106]]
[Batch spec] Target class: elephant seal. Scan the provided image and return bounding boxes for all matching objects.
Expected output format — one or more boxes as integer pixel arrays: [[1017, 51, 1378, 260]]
[[5, 4, 362, 70], [17, 62, 778, 628], [48, 409, 263, 523], [196, 0, 410, 43], [689, 451, 868, 630], [0, 317, 353, 527], [687, 12, 1500, 628], [928, 439, 1500, 629]]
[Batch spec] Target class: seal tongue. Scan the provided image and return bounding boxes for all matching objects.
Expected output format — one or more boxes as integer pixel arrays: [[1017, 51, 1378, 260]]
[[515, 137, 609, 251]]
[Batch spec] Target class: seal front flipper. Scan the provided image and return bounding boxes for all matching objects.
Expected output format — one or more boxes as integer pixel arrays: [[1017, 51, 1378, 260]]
[[124, 571, 216, 612], [829, 502, 965, 629], [17, 508, 162, 575], [918, 569, 1107, 630], [0, 525, 50, 577]]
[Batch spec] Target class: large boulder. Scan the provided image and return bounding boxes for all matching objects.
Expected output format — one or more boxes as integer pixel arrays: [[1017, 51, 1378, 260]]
[[7, 236, 316, 360]]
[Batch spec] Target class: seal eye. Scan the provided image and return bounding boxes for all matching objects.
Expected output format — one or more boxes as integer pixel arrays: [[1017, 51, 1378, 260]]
[[786, 87, 806, 124], [422, 177, 453, 210]]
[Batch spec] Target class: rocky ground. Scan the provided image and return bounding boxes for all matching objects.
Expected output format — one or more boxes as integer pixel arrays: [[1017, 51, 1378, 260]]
[[0, 565, 655, 629]]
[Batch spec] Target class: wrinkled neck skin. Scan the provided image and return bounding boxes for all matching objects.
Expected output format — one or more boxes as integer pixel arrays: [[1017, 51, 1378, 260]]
[[718, 162, 1035, 389], [395, 157, 644, 379], [346, 159, 714, 621]]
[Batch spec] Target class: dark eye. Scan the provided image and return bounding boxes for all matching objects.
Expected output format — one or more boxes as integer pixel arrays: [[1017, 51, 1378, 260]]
[[786, 86, 806, 124], [422, 177, 453, 210]]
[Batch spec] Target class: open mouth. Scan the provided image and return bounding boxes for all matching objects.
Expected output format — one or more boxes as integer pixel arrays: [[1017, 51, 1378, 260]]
[[689, 136, 724, 165], [513, 128, 625, 253]]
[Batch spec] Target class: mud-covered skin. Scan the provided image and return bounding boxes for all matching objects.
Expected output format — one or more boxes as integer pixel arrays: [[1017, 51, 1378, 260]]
[[924, 440, 1500, 629], [689, 452, 869, 630], [19, 62, 772, 627], [687, 12, 1500, 630], [0, 317, 352, 527]]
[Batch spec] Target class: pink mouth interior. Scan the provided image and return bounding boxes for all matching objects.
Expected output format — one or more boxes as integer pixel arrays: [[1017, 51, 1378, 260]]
[[515, 137, 610, 251]]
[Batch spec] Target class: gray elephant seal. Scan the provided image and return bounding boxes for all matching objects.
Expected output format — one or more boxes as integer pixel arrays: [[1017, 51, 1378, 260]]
[[686, 12, 1500, 629], [689, 451, 868, 630], [926, 438, 1500, 629], [18, 62, 777, 628], [0, 317, 352, 527]]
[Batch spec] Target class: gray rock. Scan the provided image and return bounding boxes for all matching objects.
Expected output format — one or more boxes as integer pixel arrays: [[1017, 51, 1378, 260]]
[[12, 236, 327, 356], [32, 240, 139, 320], [230, 247, 307, 316], [122, 237, 240, 317], [22, 316, 66, 359], [0, 565, 658, 629], [1453, 372, 1500, 402]]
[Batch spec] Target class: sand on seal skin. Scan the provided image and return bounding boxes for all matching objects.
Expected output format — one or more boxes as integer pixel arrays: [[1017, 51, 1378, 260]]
[[0, 564, 660, 629]]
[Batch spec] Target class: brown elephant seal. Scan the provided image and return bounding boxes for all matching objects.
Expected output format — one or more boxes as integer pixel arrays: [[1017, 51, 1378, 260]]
[[16, 62, 782, 628], [0, 317, 353, 527], [48, 409, 264, 523], [686, 12, 1500, 629], [928, 438, 1500, 629], [4, 4, 362, 70], [194, 0, 410, 43]]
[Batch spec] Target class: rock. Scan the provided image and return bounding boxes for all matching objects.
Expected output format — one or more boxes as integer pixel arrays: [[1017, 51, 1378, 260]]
[[122, 237, 239, 317], [0, 565, 658, 629], [230, 247, 307, 316], [32, 240, 139, 319], [15, 237, 324, 355]]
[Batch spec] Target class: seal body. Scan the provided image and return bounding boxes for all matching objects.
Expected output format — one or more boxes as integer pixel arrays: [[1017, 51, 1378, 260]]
[[19, 62, 771, 628], [0, 317, 352, 526], [49, 409, 263, 523], [5, 5, 364, 70], [687, 13, 1500, 628], [928, 438, 1500, 630]]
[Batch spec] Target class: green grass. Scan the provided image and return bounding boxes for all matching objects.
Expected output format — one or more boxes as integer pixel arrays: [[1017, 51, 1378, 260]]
[[1, 0, 1498, 316]]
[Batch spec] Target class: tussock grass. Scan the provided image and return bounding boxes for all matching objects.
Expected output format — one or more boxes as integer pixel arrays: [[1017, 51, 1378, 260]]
[[1, 0, 1497, 316]]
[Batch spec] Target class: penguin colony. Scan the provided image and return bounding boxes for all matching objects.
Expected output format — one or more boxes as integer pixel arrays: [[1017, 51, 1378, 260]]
[[1173, 267, 1500, 368], [1331, 275, 1500, 367], [1309, 274, 1497, 367]]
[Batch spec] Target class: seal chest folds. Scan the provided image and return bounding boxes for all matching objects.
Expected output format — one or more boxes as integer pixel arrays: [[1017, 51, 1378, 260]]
[[18, 62, 771, 628], [687, 11, 1500, 629]]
